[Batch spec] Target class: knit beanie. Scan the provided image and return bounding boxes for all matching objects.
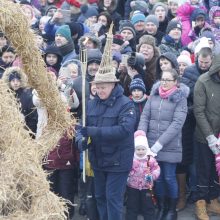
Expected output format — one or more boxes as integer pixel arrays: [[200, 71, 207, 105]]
[[87, 48, 102, 65], [119, 21, 136, 37], [9, 71, 21, 82], [134, 130, 149, 149], [201, 30, 215, 44], [151, 2, 168, 16], [191, 8, 206, 22], [130, 0, 149, 14], [166, 20, 182, 34], [113, 34, 124, 46], [177, 54, 192, 66], [145, 15, 159, 28], [137, 35, 156, 52], [55, 25, 72, 41], [131, 12, 145, 25], [129, 78, 146, 93], [66, 0, 81, 8], [77, 5, 98, 23]]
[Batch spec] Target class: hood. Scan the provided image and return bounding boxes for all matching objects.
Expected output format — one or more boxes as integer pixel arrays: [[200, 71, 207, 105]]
[[44, 45, 63, 65], [209, 6, 220, 26], [177, 3, 195, 21], [150, 81, 189, 103], [2, 66, 28, 89], [208, 55, 220, 77], [98, 0, 118, 13], [190, 8, 207, 22]]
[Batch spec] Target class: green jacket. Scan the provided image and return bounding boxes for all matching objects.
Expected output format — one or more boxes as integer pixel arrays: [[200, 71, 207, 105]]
[[194, 56, 220, 143]]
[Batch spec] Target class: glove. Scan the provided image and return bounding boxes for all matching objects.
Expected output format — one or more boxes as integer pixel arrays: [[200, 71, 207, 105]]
[[151, 141, 163, 154], [215, 153, 220, 176], [206, 135, 219, 155], [77, 138, 88, 151], [81, 126, 100, 138]]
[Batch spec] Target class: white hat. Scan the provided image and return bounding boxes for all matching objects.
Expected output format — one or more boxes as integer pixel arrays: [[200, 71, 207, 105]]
[[194, 37, 211, 55], [177, 55, 192, 66]]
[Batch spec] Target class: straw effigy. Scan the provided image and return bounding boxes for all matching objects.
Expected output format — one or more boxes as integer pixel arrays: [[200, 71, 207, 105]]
[[0, 81, 68, 219], [0, 0, 73, 156]]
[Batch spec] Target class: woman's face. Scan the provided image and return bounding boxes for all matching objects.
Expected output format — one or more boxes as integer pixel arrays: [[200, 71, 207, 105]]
[[120, 29, 134, 41], [159, 58, 172, 72], [139, 44, 154, 62], [178, 62, 187, 76], [154, 6, 166, 22], [104, 0, 112, 7], [98, 15, 108, 26], [160, 71, 177, 91]]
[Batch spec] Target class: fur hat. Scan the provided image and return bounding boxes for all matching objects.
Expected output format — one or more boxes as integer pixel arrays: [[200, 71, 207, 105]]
[[55, 25, 72, 41], [79, 32, 102, 49], [119, 21, 136, 38], [129, 78, 146, 93], [166, 20, 182, 34], [151, 2, 168, 16], [77, 5, 99, 23], [145, 15, 159, 28], [137, 35, 156, 52], [131, 12, 145, 25], [177, 54, 192, 66]]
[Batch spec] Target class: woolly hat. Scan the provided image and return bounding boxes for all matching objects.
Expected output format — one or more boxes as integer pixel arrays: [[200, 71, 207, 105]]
[[77, 5, 99, 23], [151, 2, 168, 16], [79, 32, 102, 49], [130, 0, 149, 14], [129, 78, 146, 93], [119, 21, 136, 38], [194, 37, 211, 54], [201, 30, 215, 44], [131, 12, 145, 25], [87, 48, 102, 65], [177, 54, 192, 66], [166, 20, 182, 34], [55, 25, 72, 41], [113, 34, 124, 45], [137, 35, 156, 52], [191, 8, 206, 22], [134, 130, 149, 149], [66, 0, 81, 8], [45, 5, 57, 16], [145, 15, 159, 28]]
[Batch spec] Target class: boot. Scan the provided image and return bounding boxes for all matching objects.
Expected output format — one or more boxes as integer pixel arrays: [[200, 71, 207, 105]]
[[176, 174, 187, 211], [156, 197, 167, 220], [195, 200, 209, 220], [163, 198, 178, 220], [78, 202, 87, 216], [207, 199, 220, 215]]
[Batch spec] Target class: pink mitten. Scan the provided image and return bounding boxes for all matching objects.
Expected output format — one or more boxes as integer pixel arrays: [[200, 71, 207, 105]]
[[215, 153, 220, 176]]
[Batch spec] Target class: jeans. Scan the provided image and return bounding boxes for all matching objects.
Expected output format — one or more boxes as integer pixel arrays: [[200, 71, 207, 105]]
[[155, 162, 178, 198], [93, 170, 129, 220]]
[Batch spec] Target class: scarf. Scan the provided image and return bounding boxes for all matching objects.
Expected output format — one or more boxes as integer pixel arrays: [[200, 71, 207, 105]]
[[58, 40, 74, 57], [159, 85, 177, 99]]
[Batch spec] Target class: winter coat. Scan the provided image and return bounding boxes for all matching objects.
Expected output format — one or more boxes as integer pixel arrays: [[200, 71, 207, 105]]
[[158, 17, 169, 34], [177, 3, 195, 46], [130, 95, 148, 131], [194, 57, 220, 144], [44, 133, 79, 170], [159, 35, 182, 57], [127, 155, 160, 190], [138, 82, 189, 163], [209, 6, 220, 42], [77, 84, 136, 172]]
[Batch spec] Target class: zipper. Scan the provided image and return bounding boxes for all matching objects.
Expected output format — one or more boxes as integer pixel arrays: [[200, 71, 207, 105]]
[[157, 99, 163, 139]]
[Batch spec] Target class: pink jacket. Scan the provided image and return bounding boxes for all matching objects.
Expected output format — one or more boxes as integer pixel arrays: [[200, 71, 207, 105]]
[[127, 155, 160, 190], [177, 3, 195, 46]]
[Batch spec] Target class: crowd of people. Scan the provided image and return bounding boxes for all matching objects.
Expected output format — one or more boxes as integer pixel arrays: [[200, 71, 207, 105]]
[[1, 0, 220, 220]]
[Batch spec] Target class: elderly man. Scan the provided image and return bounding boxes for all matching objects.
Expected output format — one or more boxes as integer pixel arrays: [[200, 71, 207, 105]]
[[76, 60, 136, 220], [194, 55, 220, 220]]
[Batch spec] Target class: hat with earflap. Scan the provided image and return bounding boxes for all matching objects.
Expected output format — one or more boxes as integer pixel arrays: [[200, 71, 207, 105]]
[[93, 23, 119, 84], [134, 130, 155, 157]]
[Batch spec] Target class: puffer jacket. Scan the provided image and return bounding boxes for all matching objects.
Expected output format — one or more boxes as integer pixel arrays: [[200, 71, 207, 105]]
[[127, 155, 160, 190], [138, 82, 189, 163], [209, 6, 220, 42], [194, 56, 220, 143], [77, 84, 136, 172]]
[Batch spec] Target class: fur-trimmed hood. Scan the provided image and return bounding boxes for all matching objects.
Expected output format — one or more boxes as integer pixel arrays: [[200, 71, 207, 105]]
[[78, 33, 102, 50], [150, 81, 189, 103], [2, 66, 28, 89]]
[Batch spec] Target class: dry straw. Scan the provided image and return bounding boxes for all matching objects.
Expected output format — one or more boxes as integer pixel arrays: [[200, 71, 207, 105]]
[[0, 0, 73, 156], [0, 81, 68, 220]]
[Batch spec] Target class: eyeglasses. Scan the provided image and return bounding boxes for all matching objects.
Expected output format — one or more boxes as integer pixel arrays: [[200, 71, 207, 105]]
[[160, 78, 175, 83]]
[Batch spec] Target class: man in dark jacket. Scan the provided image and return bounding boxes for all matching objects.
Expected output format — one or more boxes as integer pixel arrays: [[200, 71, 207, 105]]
[[76, 65, 136, 220], [194, 55, 220, 220]]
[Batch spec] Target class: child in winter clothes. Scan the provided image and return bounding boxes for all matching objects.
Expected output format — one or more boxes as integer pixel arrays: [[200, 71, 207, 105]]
[[129, 78, 148, 130], [209, 6, 220, 42], [126, 130, 160, 220]]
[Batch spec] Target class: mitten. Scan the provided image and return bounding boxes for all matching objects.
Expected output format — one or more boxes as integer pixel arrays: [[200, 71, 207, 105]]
[[151, 141, 163, 154], [206, 135, 219, 155]]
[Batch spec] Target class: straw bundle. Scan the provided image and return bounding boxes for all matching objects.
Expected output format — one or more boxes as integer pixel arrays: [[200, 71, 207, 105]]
[[0, 81, 67, 220], [0, 0, 73, 154]]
